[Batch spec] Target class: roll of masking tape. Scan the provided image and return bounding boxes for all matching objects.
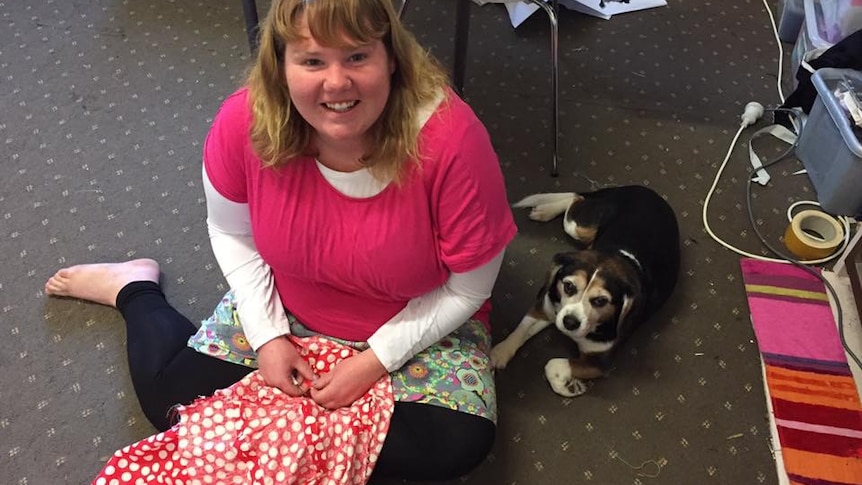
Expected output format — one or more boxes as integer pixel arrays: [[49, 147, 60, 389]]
[[783, 209, 845, 260]]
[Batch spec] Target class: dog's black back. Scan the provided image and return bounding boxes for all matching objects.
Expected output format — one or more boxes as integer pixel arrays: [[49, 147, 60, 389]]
[[565, 185, 680, 321]]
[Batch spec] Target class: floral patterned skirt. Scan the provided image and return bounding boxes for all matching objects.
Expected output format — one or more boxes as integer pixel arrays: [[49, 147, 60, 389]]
[[187, 291, 497, 423]]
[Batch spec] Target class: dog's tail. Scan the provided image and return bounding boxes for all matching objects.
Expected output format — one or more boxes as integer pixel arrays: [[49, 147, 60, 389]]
[[512, 192, 578, 208]]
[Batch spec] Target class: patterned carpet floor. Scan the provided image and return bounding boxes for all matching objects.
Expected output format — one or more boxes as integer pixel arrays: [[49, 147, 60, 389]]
[[3, 0, 855, 483]]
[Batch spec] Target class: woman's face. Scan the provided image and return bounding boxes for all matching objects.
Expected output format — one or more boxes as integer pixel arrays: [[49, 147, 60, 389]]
[[283, 20, 395, 149]]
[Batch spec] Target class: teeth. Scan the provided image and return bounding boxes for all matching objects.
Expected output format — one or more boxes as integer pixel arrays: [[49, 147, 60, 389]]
[[325, 101, 357, 112]]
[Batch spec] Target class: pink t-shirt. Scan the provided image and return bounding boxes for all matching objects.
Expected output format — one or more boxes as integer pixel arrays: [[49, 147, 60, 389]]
[[204, 88, 516, 342]]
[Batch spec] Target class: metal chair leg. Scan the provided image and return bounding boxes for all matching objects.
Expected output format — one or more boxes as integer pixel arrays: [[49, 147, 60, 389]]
[[452, 0, 471, 96], [241, 0, 260, 54], [528, 0, 559, 177], [401, 0, 470, 96]]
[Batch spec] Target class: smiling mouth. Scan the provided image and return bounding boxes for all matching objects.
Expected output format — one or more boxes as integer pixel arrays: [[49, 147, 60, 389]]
[[323, 100, 359, 113]]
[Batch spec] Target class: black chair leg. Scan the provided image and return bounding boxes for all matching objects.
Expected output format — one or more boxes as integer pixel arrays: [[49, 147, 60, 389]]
[[452, 0, 470, 96], [242, 0, 260, 54]]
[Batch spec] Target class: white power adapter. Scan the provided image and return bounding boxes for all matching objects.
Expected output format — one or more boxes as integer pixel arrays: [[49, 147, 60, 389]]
[[741, 101, 765, 127]]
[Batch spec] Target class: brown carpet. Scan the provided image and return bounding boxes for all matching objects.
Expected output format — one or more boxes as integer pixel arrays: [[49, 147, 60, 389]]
[[1, 0, 813, 483]]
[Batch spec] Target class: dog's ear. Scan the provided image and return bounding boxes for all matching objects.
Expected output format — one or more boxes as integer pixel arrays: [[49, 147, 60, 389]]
[[537, 263, 563, 304], [552, 252, 577, 267], [616, 293, 635, 335], [542, 252, 578, 304]]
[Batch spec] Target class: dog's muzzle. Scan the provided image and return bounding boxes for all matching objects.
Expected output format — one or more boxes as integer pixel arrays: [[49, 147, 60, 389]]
[[562, 314, 580, 330]]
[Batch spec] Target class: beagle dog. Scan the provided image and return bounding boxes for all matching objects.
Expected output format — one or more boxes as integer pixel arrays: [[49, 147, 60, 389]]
[[490, 185, 680, 397]]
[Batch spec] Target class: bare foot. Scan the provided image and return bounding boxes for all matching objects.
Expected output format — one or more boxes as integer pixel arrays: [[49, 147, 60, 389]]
[[45, 259, 160, 307]]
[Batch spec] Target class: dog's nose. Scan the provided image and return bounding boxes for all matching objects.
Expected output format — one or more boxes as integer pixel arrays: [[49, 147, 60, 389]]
[[563, 315, 580, 330]]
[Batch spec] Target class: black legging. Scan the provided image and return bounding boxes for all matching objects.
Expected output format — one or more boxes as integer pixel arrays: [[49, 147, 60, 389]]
[[116, 281, 495, 481]]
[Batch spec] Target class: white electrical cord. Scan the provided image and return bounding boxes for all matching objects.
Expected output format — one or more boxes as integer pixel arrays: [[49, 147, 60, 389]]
[[702, 1, 854, 266], [701, 106, 852, 265], [761, 0, 786, 104], [703, 0, 862, 372]]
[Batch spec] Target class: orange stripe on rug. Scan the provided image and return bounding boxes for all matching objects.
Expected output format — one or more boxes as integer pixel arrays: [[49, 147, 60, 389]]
[[781, 447, 862, 483], [768, 365, 860, 391], [766, 366, 862, 405], [767, 385, 862, 411]]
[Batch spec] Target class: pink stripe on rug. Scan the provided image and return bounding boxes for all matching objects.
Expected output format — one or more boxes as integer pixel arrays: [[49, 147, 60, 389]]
[[740, 260, 846, 363], [741, 259, 823, 280], [746, 295, 846, 362], [776, 418, 862, 439]]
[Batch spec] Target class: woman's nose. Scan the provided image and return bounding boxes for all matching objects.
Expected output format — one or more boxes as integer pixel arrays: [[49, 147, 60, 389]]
[[323, 65, 352, 91]]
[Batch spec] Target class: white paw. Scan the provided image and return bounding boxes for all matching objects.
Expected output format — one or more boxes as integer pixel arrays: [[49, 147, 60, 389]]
[[489, 341, 518, 369], [529, 206, 558, 222], [544, 358, 587, 397]]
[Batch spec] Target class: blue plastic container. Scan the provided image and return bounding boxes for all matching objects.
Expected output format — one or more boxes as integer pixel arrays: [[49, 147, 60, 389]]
[[796, 68, 862, 216], [779, 0, 805, 43]]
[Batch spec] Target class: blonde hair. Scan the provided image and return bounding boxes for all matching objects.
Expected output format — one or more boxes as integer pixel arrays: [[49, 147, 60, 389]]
[[246, 0, 449, 181]]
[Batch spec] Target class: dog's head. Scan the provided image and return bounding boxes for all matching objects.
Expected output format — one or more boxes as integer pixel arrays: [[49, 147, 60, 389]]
[[540, 251, 641, 347]]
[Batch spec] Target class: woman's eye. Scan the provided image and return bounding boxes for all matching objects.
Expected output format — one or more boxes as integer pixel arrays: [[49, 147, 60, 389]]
[[303, 58, 323, 67], [562, 281, 577, 296], [591, 297, 609, 308], [348, 53, 368, 63]]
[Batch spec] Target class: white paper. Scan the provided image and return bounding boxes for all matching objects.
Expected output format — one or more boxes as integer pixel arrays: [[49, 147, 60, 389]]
[[571, 0, 667, 17], [504, 1, 541, 28], [498, 0, 668, 27], [560, 0, 610, 20]]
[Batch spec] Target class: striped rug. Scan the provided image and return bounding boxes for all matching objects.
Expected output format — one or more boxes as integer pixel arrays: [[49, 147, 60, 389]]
[[740, 258, 862, 485]]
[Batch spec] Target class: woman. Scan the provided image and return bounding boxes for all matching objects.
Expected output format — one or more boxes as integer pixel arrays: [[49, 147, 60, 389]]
[[45, 0, 516, 481]]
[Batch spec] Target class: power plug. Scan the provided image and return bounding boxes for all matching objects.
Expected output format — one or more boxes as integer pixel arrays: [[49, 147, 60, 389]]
[[741, 101, 765, 127]]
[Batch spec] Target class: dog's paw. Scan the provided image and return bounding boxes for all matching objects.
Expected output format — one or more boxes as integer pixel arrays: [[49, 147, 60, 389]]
[[489, 342, 516, 369], [544, 358, 588, 397]]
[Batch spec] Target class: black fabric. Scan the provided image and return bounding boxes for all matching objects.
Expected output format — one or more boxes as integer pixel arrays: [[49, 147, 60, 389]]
[[776, 28, 862, 128], [116, 281, 253, 431], [114, 281, 495, 480], [372, 402, 496, 482]]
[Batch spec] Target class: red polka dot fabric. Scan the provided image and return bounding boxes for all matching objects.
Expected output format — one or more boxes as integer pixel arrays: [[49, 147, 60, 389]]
[[93, 336, 394, 485]]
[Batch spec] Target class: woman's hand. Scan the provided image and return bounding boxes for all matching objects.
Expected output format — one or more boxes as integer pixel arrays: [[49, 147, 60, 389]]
[[256, 336, 317, 396], [310, 349, 388, 409]]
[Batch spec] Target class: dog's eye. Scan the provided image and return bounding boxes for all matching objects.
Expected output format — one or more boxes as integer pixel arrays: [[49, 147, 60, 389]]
[[591, 296, 609, 308], [562, 281, 577, 296]]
